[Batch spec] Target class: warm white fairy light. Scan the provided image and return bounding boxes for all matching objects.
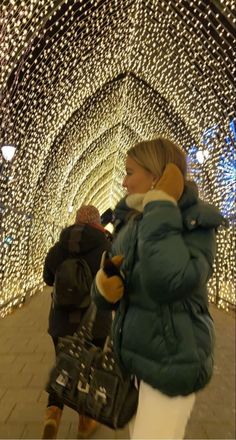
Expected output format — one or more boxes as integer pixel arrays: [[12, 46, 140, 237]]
[[0, 0, 235, 316]]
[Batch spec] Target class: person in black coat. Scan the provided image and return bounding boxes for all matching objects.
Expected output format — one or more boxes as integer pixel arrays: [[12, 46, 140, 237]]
[[42, 205, 112, 440]]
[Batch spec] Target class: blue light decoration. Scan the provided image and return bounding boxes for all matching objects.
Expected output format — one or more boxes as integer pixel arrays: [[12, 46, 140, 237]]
[[217, 118, 236, 220], [3, 235, 13, 245], [187, 119, 235, 221], [186, 144, 202, 185], [217, 145, 235, 220], [187, 124, 217, 172], [229, 118, 236, 140], [201, 124, 219, 150]]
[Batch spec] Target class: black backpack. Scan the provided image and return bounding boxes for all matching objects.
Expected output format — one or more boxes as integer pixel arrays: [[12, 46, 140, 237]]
[[53, 257, 93, 310]]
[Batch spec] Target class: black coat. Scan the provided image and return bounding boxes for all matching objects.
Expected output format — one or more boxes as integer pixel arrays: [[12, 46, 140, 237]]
[[43, 223, 112, 340]]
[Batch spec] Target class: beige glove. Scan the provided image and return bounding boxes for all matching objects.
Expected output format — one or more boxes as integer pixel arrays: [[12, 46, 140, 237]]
[[143, 163, 184, 207], [96, 253, 124, 303]]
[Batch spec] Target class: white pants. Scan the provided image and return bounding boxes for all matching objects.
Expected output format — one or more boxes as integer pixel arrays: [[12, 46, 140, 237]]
[[129, 381, 195, 439]]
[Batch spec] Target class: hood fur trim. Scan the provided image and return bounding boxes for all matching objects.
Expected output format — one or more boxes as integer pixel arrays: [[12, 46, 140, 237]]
[[125, 193, 145, 212]]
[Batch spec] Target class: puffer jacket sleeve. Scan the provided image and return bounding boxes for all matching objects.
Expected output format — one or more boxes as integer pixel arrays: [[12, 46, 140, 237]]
[[139, 200, 216, 302]]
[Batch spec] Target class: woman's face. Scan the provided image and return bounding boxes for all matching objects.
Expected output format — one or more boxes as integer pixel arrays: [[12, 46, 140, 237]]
[[123, 155, 155, 194]]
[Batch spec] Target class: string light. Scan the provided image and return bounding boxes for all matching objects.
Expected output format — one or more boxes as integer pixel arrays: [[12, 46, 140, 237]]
[[0, 0, 235, 316]]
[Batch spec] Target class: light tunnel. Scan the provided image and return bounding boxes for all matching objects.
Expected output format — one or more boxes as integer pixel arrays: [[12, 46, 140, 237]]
[[0, 0, 235, 316]]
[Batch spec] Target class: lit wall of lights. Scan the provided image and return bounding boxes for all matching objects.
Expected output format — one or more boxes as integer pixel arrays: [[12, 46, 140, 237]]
[[0, 0, 235, 316]]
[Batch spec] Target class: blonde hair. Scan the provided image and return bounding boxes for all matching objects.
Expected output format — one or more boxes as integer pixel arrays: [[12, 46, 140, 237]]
[[127, 137, 187, 180]]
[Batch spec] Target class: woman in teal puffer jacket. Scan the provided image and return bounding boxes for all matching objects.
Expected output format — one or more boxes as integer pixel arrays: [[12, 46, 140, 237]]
[[92, 137, 226, 439]]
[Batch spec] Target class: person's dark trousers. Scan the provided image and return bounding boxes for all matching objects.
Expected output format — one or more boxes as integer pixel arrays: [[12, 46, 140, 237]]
[[47, 336, 106, 409], [47, 337, 63, 409]]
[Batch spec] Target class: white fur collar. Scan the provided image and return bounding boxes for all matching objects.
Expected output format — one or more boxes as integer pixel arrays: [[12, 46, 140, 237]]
[[126, 190, 177, 212], [125, 193, 145, 212]]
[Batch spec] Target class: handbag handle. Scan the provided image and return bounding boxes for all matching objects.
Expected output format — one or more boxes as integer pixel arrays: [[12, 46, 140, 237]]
[[74, 301, 97, 342]]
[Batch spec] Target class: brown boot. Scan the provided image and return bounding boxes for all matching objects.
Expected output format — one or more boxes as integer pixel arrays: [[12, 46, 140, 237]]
[[42, 406, 62, 439], [77, 415, 99, 439]]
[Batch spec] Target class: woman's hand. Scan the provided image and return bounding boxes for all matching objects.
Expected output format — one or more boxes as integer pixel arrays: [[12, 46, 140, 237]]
[[95, 253, 124, 303], [143, 163, 184, 207]]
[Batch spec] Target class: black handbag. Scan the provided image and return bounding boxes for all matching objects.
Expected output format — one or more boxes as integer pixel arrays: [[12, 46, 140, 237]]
[[45, 303, 139, 429]]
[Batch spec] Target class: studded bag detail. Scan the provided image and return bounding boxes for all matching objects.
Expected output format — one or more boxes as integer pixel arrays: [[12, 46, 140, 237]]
[[45, 303, 138, 429]]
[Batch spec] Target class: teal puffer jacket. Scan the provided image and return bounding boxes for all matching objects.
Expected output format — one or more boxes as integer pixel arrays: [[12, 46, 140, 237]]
[[92, 183, 226, 396]]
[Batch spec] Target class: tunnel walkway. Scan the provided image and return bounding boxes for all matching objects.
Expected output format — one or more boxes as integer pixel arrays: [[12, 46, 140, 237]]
[[0, 287, 235, 439]]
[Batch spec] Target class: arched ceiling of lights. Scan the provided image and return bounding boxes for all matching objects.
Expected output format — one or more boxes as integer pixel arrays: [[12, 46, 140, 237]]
[[0, 0, 235, 315]]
